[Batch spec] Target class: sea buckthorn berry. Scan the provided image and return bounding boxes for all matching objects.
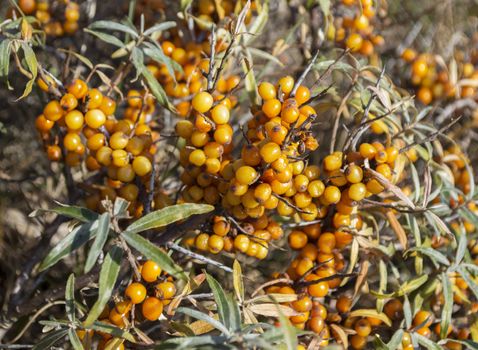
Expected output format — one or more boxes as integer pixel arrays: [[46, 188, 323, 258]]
[[210, 104, 230, 125], [234, 234, 250, 253], [141, 260, 161, 282], [112, 149, 129, 167], [208, 234, 224, 254], [401, 48, 417, 62], [125, 282, 147, 304], [288, 230, 308, 250], [318, 232, 336, 254], [87, 133, 106, 151], [350, 334, 366, 349], [175, 120, 194, 139], [336, 295, 352, 313], [35, 114, 54, 132], [308, 316, 325, 334], [213, 219, 230, 237], [84, 88, 103, 109], [119, 184, 139, 201], [307, 275, 329, 297], [262, 99, 282, 118], [132, 156, 152, 176], [157, 281, 176, 303], [385, 146, 399, 164], [278, 76, 294, 95], [117, 165, 135, 183], [236, 166, 258, 185], [294, 86, 310, 105], [127, 90, 143, 108], [189, 149, 207, 167], [44, 100, 64, 121], [64, 132, 81, 151], [195, 233, 209, 251], [100, 96, 117, 116], [354, 14, 369, 31], [346, 33, 363, 52], [384, 299, 403, 320], [366, 179, 384, 194], [96, 146, 113, 165], [242, 145, 261, 166], [413, 310, 433, 327], [85, 109, 106, 129], [110, 132, 129, 150], [142, 297, 163, 321], [65, 110, 84, 130], [345, 164, 363, 183], [258, 82, 276, 100], [47, 145, 62, 161], [307, 180, 325, 198], [322, 186, 341, 204], [260, 142, 281, 163], [60, 93, 78, 111], [304, 165, 320, 180], [192, 91, 214, 113], [359, 143, 376, 159], [355, 319, 372, 337], [349, 183, 367, 201], [214, 124, 233, 144], [412, 59, 428, 78], [68, 79, 88, 99]]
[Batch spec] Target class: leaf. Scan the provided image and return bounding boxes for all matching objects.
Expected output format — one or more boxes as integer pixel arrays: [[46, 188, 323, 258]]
[[386, 210, 408, 249], [143, 21, 176, 36], [16, 43, 37, 100], [249, 303, 299, 317], [455, 229, 467, 265], [58, 49, 93, 69], [84, 246, 123, 326], [414, 333, 442, 350], [248, 47, 283, 67], [440, 273, 453, 339], [177, 307, 230, 336], [89, 321, 135, 342], [0, 39, 12, 88], [233, 260, 244, 302], [457, 266, 478, 300], [121, 231, 186, 280], [84, 29, 125, 48], [30, 203, 98, 222], [39, 221, 98, 271], [68, 328, 84, 350], [141, 66, 176, 112], [125, 203, 213, 234], [387, 329, 404, 350], [104, 337, 124, 350], [32, 329, 69, 350], [406, 247, 450, 267], [206, 273, 232, 331], [131, 47, 144, 81], [170, 322, 195, 337], [225, 293, 241, 333], [65, 274, 76, 322], [277, 304, 298, 350], [84, 213, 111, 273], [348, 309, 392, 326], [242, 53, 260, 106], [89, 20, 138, 38], [180, 0, 193, 11]]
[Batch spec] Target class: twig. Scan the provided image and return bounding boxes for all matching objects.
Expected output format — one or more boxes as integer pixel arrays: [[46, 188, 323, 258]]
[[290, 49, 320, 97], [167, 242, 233, 273]]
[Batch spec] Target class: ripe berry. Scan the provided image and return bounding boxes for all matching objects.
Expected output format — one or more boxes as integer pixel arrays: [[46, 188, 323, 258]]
[[262, 99, 281, 118], [348, 182, 367, 201], [112, 150, 129, 167], [86, 133, 106, 151], [322, 186, 341, 204], [60, 93, 78, 111], [346, 33, 363, 52], [208, 234, 224, 254], [125, 282, 147, 304], [288, 230, 308, 249], [141, 260, 161, 282], [65, 110, 84, 130], [47, 145, 62, 161], [234, 234, 250, 253], [156, 281, 176, 302], [236, 166, 258, 185], [117, 165, 135, 182], [85, 88, 104, 109], [142, 297, 163, 321], [64, 132, 82, 151], [258, 82, 276, 100], [68, 79, 88, 99], [260, 142, 281, 163], [210, 104, 230, 124], [132, 156, 152, 176], [44, 100, 64, 121], [85, 109, 106, 129], [278, 76, 294, 94], [35, 114, 54, 132], [192, 91, 214, 113]]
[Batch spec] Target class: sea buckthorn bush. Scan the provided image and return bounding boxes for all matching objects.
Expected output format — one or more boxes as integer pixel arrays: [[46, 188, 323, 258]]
[[2, 1, 478, 350]]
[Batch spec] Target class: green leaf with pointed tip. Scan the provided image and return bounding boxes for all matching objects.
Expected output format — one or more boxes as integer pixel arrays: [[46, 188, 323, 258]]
[[387, 329, 404, 350], [65, 274, 76, 322], [84, 213, 111, 273], [440, 273, 453, 339], [33, 329, 69, 350], [177, 307, 230, 336], [141, 65, 175, 112], [121, 231, 186, 280], [39, 221, 98, 271], [30, 203, 98, 222], [16, 43, 37, 100], [84, 29, 125, 48], [414, 333, 442, 350], [125, 203, 213, 234], [89, 321, 136, 342], [143, 21, 176, 36], [84, 246, 123, 326], [457, 266, 478, 300], [0, 39, 12, 89], [206, 273, 231, 331], [89, 20, 138, 38]]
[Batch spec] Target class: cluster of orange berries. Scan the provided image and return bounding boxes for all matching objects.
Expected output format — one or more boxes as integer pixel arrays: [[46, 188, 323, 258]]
[[13, 0, 80, 37], [184, 214, 283, 259], [77, 260, 177, 349], [194, 0, 257, 26], [331, 0, 385, 57], [35, 78, 160, 217], [401, 48, 478, 105]]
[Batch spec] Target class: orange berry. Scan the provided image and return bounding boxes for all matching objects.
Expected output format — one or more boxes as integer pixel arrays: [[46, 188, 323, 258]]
[[141, 260, 161, 282], [125, 282, 147, 304], [142, 297, 163, 321]]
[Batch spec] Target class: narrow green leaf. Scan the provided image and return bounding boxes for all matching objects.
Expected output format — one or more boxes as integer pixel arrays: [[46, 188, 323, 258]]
[[180, 0, 193, 11], [39, 221, 98, 271], [84, 213, 110, 273], [125, 203, 213, 234], [457, 266, 478, 300], [58, 49, 94, 69], [143, 21, 176, 36], [233, 260, 244, 302], [84, 246, 123, 326], [30, 203, 98, 222], [0, 39, 12, 88], [90, 321, 135, 342], [456, 229, 467, 265], [121, 231, 186, 280], [141, 66, 175, 112], [16, 43, 37, 100], [407, 247, 450, 267], [177, 307, 230, 336], [206, 273, 231, 331], [65, 274, 76, 322], [84, 29, 125, 48], [68, 328, 84, 350], [440, 273, 453, 339], [387, 329, 404, 350], [33, 329, 69, 350], [414, 333, 442, 350], [225, 293, 241, 332], [90, 20, 138, 38], [131, 47, 144, 81]]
